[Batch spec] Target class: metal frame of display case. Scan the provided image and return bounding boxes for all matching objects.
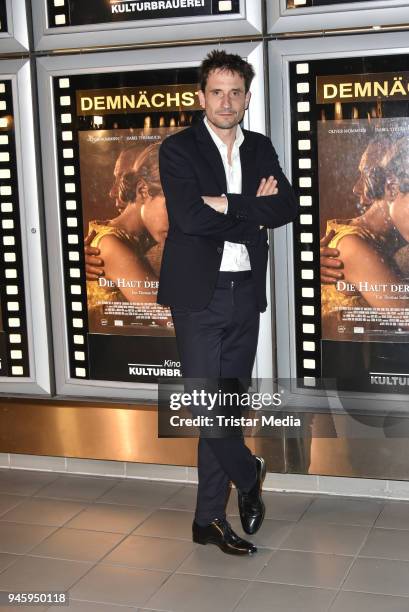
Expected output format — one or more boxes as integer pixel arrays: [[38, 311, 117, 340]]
[[32, 0, 262, 52], [0, 0, 29, 53], [0, 58, 52, 395], [37, 41, 273, 400], [269, 31, 409, 417], [268, 0, 409, 34]]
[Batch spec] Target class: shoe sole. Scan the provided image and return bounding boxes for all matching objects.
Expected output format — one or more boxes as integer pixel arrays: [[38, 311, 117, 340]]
[[193, 534, 257, 555]]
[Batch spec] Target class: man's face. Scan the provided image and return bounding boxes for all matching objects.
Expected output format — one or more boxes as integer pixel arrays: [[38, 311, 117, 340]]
[[198, 69, 251, 131], [109, 150, 137, 213]]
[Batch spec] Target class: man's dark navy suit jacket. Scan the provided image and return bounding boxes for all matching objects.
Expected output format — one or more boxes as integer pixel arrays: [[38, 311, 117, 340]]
[[157, 118, 299, 312]]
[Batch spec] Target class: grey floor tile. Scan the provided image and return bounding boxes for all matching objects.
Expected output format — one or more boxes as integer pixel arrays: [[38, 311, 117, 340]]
[[70, 565, 169, 608], [176, 544, 273, 580], [234, 581, 337, 612], [280, 522, 370, 555], [33, 475, 118, 501], [343, 557, 409, 596], [227, 490, 313, 521], [257, 549, 353, 589], [0, 523, 56, 554], [65, 503, 153, 534], [300, 497, 384, 526], [160, 485, 198, 511], [0, 497, 85, 526], [0, 553, 21, 573], [49, 602, 138, 612], [229, 516, 295, 549], [0, 494, 26, 517], [375, 501, 409, 530], [98, 480, 182, 508], [133, 509, 194, 540], [103, 535, 195, 571], [263, 492, 314, 522], [28, 527, 123, 562], [330, 590, 409, 612], [0, 556, 92, 591], [360, 527, 409, 561], [0, 469, 58, 496], [145, 573, 250, 612]]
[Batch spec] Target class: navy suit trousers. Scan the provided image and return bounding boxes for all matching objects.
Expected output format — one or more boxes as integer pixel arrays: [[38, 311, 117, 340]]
[[171, 271, 259, 526]]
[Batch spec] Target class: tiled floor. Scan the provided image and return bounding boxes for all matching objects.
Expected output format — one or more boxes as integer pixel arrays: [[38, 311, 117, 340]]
[[1, 469, 409, 611]]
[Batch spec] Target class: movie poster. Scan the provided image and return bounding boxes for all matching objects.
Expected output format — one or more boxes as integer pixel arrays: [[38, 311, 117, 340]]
[[0, 79, 28, 378], [48, 0, 240, 27], [53, 67, 203, 382], [287, 0, 381, 7], [319, 117, 409, 343], [290, 58, 409, 393], [79, 128, 179, 337]]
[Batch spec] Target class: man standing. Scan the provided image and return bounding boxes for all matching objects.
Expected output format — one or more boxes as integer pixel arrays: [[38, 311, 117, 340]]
[[158, 50, 298, 555]]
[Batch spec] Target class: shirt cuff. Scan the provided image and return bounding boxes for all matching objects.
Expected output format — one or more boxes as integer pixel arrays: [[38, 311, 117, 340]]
[[221, 194, 228, 214]]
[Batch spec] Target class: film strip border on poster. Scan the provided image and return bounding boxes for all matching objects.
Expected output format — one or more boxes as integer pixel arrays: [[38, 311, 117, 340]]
[[47, 0, 69, 28], [53, 76, 89, 380], [0, 1, 8, 32], [0, 78, 29, 377], [289, 60, 320, 389]]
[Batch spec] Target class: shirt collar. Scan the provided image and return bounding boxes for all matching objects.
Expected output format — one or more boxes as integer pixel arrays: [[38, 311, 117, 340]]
[[203, 116, 244, 152]]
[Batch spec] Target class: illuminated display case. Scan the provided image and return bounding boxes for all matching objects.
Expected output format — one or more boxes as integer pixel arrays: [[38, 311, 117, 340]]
[[32, 0, 262, 51], [36, 41, 271, 400], [0, 58, 52, 396], [269, 32, 409, 414], [0, 0, 29, 53], [268, 0, 409, 34]]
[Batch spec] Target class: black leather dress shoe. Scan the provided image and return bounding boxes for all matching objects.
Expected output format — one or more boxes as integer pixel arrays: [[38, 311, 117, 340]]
[[238, 455, 266, 535], [192, 518, 257, 555]]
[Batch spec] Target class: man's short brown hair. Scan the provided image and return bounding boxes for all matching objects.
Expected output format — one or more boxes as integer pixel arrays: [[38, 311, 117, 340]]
[[199, 49, 255, 93]]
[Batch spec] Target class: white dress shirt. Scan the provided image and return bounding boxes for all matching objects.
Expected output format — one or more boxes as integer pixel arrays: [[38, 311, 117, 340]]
[[204, 117, 251, 272]]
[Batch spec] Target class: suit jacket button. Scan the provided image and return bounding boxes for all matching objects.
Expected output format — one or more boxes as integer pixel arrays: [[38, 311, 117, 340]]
[[217, 246, 223, 254]]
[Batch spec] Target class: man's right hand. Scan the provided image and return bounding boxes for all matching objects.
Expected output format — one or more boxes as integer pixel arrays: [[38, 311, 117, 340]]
[[257, 177, 278, 229], [84, 230, 105, 281], [320, 229, 344, 284], [257, 176, 278, 197]]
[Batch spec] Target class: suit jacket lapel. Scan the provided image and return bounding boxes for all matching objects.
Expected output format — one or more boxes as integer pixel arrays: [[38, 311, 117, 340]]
[[239, 132, 256, 196], [194, 120, 227, 194]]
